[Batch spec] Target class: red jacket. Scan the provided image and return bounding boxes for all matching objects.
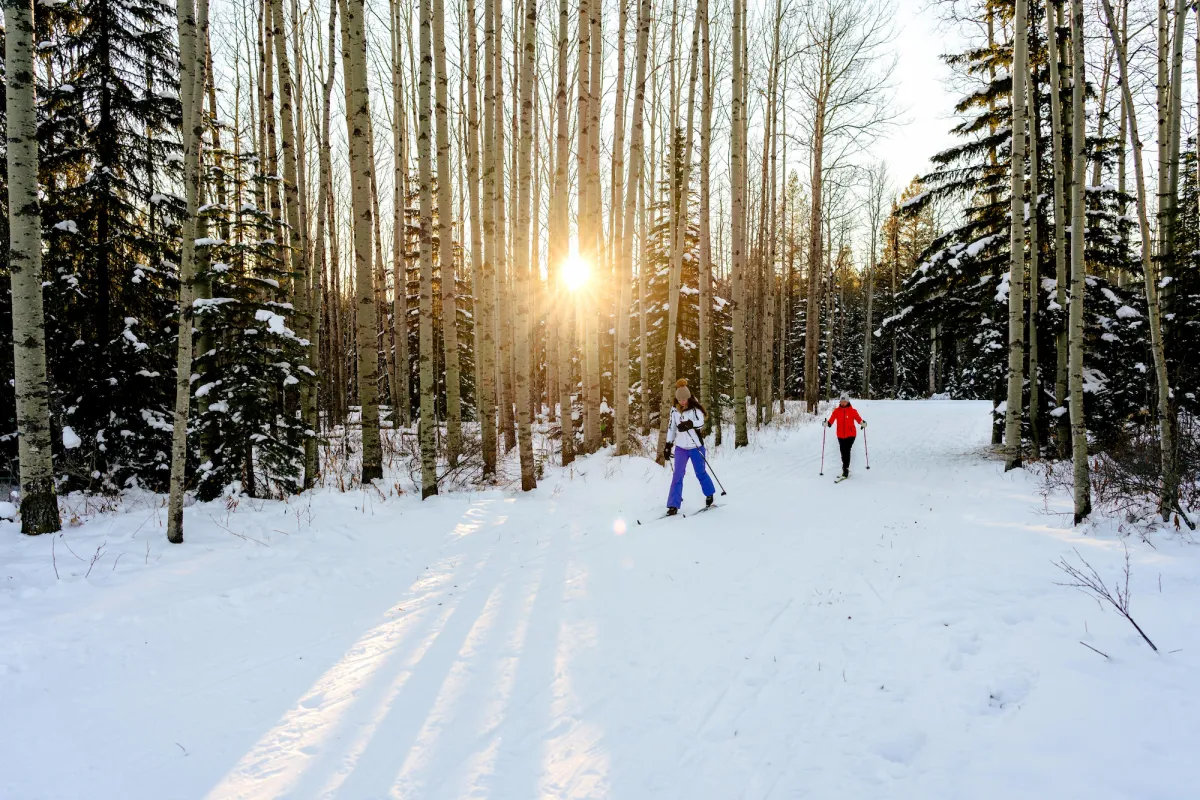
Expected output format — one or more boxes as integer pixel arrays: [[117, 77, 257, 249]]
[[827, 404, 863, 439]]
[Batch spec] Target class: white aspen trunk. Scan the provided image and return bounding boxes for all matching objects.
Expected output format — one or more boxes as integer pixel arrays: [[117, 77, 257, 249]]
[[4, 0, 62, 534], [1163, 0, 1189, 303], [575, 0, 594, 452], [1067, 0, 1091, 523], [367, 126, 396, 412], [1003, 0, 1029, 471], [697, 0, 714, 428], [315, 0, 339, 437], [417, 0, 439, 497], [336, 0, 383, 484], [730, 0, 749, 446], [655, 0, 703, 461], [638, 162, 650, 437], [478, 0, 500, 478], [390, 0, 411, 429], [496, 0, 515, 455], [585, 0, 604, 452], [1028, 64, 1042, 459], [465, 0, 495, 477], [512, 0, 538, 490], [805, 106, 825, 414], [167, 0, 209, 540], [1101, 0, 1180, 519], [270, 0, 309, 489], [1045, 0, 1071, 457], [615, 0, 652, 455], [552, 0, 575, 465], [432, 0, 462, 467]]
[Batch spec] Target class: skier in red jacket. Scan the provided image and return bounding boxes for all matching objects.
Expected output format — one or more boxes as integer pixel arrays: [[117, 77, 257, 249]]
[[826, 392, 866, 479]]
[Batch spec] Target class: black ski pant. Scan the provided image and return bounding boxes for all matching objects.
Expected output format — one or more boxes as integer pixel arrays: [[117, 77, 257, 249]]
[[838, 435, 856, 474]]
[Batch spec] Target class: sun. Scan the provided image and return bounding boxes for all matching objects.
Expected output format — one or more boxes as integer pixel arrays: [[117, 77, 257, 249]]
[[562, 252, 590, 292]]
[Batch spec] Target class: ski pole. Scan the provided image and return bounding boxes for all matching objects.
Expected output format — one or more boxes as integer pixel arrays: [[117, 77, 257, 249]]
[[700, 449, 728, 496], [819, 425, 827, 475], [863, 428, 870, 469]]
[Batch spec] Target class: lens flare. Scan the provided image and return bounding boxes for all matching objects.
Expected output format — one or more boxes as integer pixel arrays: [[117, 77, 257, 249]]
[[562, 253, 590, 292]]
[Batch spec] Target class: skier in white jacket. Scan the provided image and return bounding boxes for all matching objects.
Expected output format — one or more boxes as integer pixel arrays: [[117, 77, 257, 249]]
[[664, 379, 716, 515]]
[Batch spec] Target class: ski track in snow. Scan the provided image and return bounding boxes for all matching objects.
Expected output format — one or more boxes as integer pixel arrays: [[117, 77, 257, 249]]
[[2, 400, 1199, 799]]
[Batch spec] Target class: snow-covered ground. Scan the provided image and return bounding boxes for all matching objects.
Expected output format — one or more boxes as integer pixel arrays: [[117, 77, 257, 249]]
[[2, 400, 1198, 799]]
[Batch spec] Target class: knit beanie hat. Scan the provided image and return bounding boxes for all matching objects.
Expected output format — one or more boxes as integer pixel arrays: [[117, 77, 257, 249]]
[[675, 378, 692, 405], [839, 391, 850, 403]]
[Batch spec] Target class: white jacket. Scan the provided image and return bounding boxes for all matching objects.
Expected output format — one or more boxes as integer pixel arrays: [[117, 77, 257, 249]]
[[668, 406, 706, 450]]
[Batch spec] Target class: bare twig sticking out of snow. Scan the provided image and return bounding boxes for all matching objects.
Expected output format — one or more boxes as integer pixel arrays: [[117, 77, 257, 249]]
[[1079, 641, 1110, 659], [84, 541, 107, 578], [1055, 544, 1159, 652], [205, 515, 269, 547]]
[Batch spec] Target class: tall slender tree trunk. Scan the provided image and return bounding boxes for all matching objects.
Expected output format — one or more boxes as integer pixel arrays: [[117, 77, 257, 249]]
[[1003, 0, 1029, 471], [805, 103, 826, 414], [511, 0, 538, 490], [1161, 0, 1189, 317], [465, 0, 495, 477], [416, 0, 439, 496], [4, 0, 62, 534], [336, 0, 383, 483], [1045, 0, 1071, 457], [616, 0, 652, 455], [1101, 0, 1179, 520], [315, 0, 339, 441], [552, 0, 575, 466], [585, 0, 604, 452], [697, 0, 714, 429], [432, 0, 462, 467], [730, 0, 749, 446], [166, 0, 209, 542], [575, 0, 594, 452], [496, 1, 515, 455], [1067, 0, 1091, 523], [655, 0, 702, 460], [1028, 63, 1042, 460], [270, 0, 310, 490], [638, 165, 650, 437], [478, 0, 500, 478], [390, 0, 411, 429]]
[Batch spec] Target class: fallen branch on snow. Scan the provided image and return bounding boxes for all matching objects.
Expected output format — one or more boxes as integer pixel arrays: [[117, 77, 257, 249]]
[[1055, 544, 1158, 652]]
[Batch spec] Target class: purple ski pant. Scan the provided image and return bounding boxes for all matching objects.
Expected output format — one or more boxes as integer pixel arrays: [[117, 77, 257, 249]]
[[667, 446, 716, 509]]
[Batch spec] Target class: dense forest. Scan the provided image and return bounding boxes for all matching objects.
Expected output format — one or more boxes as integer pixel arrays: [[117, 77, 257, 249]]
[[2, 0, 1197, 537]]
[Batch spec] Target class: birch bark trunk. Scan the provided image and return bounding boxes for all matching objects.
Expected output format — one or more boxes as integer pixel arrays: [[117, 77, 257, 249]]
[[655, 0, 703, 461], [1101, 0, 1180, 520], [1045, 0, 1071, 457], [432, 0, 462, 466], [4, 0, 62, 534], [417, 0, 439, 496], [730, 0, 749, 446], [1003, 0, 1029, 471], [1068, 0, 1091, 523], [551, 0, 575, 465], [512, 0, 538, 490], [615, 0, 653, 454], [167, 0, 209, 542]]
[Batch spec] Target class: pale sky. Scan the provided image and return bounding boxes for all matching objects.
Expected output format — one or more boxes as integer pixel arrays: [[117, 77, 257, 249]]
[[872, 0, 965, 193]]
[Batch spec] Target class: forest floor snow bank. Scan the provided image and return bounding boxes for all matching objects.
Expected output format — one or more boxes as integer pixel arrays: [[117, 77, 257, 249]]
[[2, 400, 1197, 799]]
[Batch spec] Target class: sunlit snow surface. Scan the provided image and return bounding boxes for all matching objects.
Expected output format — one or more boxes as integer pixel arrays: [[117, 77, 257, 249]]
[[2, 400, 1198, 799]]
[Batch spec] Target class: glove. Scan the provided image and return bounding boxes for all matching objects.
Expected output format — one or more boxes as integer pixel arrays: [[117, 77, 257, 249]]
[[677, 420, 694, 432], [664, 444, 673, 461], [826, 421, 833, 428], [860, 421, 868, 429]]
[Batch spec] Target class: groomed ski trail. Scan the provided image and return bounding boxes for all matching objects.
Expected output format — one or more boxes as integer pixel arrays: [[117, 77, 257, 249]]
[[1, 400, 1198, 800]]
